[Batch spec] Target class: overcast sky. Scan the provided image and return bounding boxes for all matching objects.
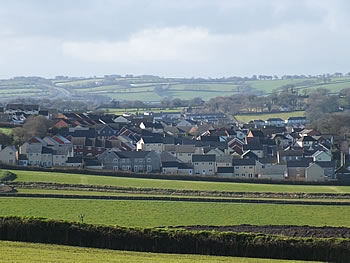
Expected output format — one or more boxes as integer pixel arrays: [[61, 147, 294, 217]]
[[0, 0, 349, 79]]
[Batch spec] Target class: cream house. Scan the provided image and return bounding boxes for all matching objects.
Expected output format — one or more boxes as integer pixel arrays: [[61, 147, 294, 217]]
[[0, 146, 17, 165], [192, 154, 216, 175]]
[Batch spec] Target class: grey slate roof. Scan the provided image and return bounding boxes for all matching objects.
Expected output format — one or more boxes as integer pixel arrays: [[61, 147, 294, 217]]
[[192, 154, 216, 162]]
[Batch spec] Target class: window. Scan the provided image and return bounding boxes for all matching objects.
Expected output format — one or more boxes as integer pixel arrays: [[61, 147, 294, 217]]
[[209, 162, 213, 165], [235, 167, 239, 170], [195, 162, 198, 165], [87, 146, 92, 150], [242, 173, 246, 177]]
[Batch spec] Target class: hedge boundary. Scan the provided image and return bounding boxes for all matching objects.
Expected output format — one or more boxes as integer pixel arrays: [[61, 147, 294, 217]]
[[0, 216, 349, 262]]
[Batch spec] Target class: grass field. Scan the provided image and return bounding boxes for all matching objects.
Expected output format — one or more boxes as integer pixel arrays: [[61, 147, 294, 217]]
[[0, 241, 319, 263], [12, 170, 350, 194], [234, 111, 305, 123], [0, 197, 348, 227], [0, 127, 13, 135]]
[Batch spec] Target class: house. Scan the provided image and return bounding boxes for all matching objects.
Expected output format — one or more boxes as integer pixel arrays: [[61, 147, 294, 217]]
[[336, 166, 350, 183], [140, 122, 164, 133], [174, 145, 196, 163], [296, 136, 317, 148], [286, 158, 312, 180], [215, 155, 233, 172], [85, 159, 103, 170], [217, 166, 235, 177], [17, 154, 28, 166], [66, 156, 83, 167], [232, 158, 261, 179], [316, 161, 336, 180], [136, 135, 163, 153], [41, 146, 55, 167], [305, 163, 325, 182], [192, 154, 216, 175], [286, 116, 307, 126], [161, 161, 179, 175], [95, 124, 118, 140], [100, 150, 161, 172], [19, 137, 47, 166], [312, 150, 332, 162], [286, 158, 325, 181], [178, 162, 194, 175], [277, 149, 303, 163], [227, 138, 244, 155], [271, 134, 290, 149], [243, 141, 264, 158], [259, 164, 287, 180], [265, 118, 285, 127], [0, 146, 17, 165]]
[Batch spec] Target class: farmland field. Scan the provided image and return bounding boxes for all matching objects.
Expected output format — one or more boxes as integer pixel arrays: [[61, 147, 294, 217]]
[[0, 241, 319, 263], [12, 170, 350, 194], [2, 76, 350, 103], [0, 197, 348, 227], [234, 111, 305, 123]]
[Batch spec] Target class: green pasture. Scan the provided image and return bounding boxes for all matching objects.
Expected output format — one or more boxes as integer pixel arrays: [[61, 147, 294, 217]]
[[0, 197, 348, 227], [15, 189, 350, 203], [248, 79, 300, 94], [0, 241, 317, 263], [234, 111, 305, 123], [12, 170, 350, 194], [109, 91, 162, 101], [0, 127, 12, 135]]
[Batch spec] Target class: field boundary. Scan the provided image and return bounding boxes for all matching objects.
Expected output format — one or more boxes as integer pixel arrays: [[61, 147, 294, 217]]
[[2, 192, 350, 206]]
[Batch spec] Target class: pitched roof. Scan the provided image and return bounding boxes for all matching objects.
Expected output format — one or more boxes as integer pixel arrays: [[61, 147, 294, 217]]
[[192, 154, 216, 162], [287, 158, 313, 168], [232, 158, 256, 166]]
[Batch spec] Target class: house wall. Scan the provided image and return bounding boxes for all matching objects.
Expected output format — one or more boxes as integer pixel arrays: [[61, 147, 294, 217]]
[[162, 167, 178, 174], [259, 164, 286, 180], [178, 168, 193, 175], [287, 167, 306, 180], [41, 154, 52, 167], [313, 152, 332, 162], [28, 153, 41, 166], [193, 161, 215, 175], [0, 147, 17, 165], [305, 164, 325, 182], [233, 165, 256, 179], [53, 155, 67, 166], [176, 152, 193, 163]]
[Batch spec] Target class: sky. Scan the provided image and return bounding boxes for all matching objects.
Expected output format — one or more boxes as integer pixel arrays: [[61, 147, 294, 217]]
[[0, 0, 349, 79]]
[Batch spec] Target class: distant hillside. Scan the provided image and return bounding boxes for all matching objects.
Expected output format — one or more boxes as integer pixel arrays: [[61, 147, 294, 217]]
[[2, 74, 350, 103]]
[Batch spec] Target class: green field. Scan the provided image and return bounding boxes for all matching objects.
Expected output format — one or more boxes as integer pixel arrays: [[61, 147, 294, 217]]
[[0, 127, 12, 135], [12, 170, 350, 194], [234, 111, 305, 123], [0, 197, 348, 227], [0, 241, 319, 263], [3, 76, 350, 103]]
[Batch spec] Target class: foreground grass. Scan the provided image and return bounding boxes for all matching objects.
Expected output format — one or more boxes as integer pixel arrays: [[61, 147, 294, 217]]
[[0, 241, 319, 263], [0, 197, 348, 227], [12, 170, 350, 194]]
